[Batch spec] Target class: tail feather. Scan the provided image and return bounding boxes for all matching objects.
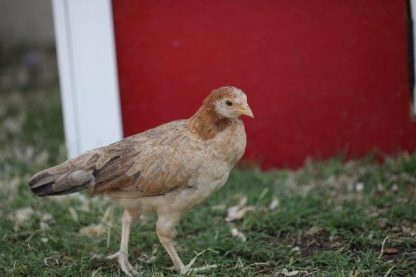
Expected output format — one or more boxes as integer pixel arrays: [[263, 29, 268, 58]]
[[29, 167, 94, 197]]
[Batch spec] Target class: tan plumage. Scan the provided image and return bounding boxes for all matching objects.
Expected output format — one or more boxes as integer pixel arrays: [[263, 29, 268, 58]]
[[29, 86, 253, 275]]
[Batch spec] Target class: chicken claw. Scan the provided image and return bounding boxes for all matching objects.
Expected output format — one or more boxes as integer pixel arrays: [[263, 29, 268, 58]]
[[107, 251, 138, 276]]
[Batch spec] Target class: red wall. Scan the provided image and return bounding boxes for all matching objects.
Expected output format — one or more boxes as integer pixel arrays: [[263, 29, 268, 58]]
[[112, 0, 416, 168]]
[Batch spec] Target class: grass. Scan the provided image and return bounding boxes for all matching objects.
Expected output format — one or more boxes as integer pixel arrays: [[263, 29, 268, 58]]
[[0, 89, 415, 276]]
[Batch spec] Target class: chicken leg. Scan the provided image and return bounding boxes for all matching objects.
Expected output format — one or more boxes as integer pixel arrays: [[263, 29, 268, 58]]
[[107, 209, 141, 276], [156, 213, 186, 273], [156, 213, 217, 275]]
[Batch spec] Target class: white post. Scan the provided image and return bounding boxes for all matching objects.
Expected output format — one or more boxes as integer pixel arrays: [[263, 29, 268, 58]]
[[52, 0, 123, 158]]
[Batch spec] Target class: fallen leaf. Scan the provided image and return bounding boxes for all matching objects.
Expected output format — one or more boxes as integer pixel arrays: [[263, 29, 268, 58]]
[[383, 248, 399, 255], [43, 255, 59, 267], [290, 246, 300, 253], [9, 207, 34, 226], [226, 205, 255, 222], [268, 197, 280, 210], [281, 268, 300, 276], [39, 212, 54, 231], [305, 226, 322, 236], [230, 227, 247, 242], [41, 213, 53, 223], [225, 195, 255, 222], [79, 224, 106, 237], [69, 207, 79, 223], [236, 195, 248, 206], [355, 182, 364, 192], [40, 221, 50, 231]]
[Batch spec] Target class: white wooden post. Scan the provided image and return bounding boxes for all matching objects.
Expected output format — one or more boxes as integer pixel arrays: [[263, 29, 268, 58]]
[[52, 0, 123, 158]]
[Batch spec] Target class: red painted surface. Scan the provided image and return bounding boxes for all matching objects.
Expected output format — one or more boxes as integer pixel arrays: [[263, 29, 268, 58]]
[[112, 0, 416, 168]]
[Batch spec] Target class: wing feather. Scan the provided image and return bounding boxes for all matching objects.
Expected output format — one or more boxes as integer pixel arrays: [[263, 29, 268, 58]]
[[91, 120, 205, 196]]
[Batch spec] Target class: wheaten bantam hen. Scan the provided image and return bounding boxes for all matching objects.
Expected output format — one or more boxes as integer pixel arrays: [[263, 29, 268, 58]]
[[29, 86, 253, 275]]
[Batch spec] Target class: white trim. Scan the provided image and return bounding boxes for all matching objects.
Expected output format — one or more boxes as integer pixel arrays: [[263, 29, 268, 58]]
[[411, 0, 416, 114], [52, 0, 123, 158]]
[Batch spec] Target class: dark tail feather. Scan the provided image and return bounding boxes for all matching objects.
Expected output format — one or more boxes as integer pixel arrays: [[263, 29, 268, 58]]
[[29, 169, 94, 197]]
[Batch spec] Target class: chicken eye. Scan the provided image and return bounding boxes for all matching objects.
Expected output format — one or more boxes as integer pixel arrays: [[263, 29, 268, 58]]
[[226, 100, 233, 106]]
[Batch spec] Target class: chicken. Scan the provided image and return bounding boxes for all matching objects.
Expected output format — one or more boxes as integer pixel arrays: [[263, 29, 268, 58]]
[[29, 86, 253, 275]]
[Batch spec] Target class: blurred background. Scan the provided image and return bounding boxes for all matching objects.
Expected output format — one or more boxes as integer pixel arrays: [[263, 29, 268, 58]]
[[0, 0, 57, 91], [0, 0, 63, 180]]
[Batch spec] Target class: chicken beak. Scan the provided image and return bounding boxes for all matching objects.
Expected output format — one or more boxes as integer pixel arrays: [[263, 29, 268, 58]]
[[238, 104, 254, 118]]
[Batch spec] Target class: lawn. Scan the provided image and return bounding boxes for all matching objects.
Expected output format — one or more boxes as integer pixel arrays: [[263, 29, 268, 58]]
[[0, 89, 415, 276]]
